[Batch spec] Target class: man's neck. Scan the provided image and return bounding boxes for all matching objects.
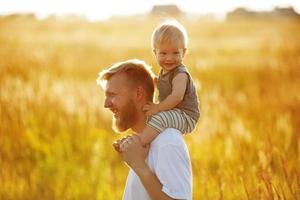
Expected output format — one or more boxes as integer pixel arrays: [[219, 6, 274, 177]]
[[131, 112, 147, 133]]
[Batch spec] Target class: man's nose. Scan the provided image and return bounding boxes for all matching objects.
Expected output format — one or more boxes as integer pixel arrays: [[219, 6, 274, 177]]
[[104, 97, 112, 108]]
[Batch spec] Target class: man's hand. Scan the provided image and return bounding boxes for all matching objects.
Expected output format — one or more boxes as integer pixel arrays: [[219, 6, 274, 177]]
[[143, 102, 160, 116], [120, 135, 150, 170], [112, 135, 130, 153], [153, 77, 158, 87]]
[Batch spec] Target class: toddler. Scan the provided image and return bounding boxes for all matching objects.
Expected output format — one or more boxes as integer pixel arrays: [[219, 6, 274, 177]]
[[138, 20, 200, 145]]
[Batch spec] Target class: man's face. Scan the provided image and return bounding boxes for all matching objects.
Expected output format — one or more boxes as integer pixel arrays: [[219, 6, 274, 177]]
[[104, 73, 138, 132]]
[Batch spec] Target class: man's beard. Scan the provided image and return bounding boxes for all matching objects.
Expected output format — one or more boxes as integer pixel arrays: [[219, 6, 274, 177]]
[[112, 100, 138, 132]]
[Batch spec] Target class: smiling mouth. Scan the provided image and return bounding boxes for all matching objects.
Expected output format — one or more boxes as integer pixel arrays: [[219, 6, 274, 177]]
[[111, 109, 119, 117], [165, 63, 174, 67]]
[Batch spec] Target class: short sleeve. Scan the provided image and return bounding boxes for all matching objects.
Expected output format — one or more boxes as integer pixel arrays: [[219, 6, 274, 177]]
[[154, 144, 192, 200]]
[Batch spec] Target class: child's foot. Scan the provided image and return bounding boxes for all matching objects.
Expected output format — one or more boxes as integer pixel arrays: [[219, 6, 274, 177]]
[[136, 134, 147, 147]]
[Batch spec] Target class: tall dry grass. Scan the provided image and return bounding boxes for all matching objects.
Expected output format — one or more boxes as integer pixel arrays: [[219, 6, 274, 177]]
[[0, 16, 300, 199]]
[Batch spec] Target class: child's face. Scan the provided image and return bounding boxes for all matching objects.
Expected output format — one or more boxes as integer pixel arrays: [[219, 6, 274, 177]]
[[154, 42, 186, 73]]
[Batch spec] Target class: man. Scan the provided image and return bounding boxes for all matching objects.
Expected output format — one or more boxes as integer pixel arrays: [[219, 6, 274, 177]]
[[97, 59, 192, 200]]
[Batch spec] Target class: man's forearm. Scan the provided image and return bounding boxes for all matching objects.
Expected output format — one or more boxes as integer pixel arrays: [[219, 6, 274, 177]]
[[134, 163, 174, 200]]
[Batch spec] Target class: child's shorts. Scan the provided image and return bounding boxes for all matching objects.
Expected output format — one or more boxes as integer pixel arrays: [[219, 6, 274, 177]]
[[147, 108, 197, 134]]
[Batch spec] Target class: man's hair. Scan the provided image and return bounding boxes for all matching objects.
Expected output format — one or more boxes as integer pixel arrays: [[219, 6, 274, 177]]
[[97, 59, 155, 102], [151, 19, 188, 49]]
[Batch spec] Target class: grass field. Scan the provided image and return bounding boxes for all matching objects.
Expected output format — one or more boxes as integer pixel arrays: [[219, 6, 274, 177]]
[[0, 15, 300, 199]]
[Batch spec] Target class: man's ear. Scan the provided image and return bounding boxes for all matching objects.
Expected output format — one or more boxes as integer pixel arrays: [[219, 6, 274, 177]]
[[135, 86, 144, 101]]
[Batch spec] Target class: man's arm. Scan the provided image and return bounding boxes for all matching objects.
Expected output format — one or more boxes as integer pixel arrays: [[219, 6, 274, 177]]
[[121, 135, 174, 200], [134, 162, 175, 200]]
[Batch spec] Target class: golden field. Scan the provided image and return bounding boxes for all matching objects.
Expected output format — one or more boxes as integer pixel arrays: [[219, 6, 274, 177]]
[[0, 16, 300, 199]]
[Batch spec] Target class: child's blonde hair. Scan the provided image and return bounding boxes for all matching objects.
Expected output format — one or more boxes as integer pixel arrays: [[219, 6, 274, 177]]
[[151, 20, 188, 49]]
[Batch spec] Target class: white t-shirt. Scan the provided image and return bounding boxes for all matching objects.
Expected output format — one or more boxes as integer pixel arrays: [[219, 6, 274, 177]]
[[122, 128, 192, 200]]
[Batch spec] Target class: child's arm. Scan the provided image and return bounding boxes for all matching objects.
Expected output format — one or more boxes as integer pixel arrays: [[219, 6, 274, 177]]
[[144, 73, 188, 116], [159, 73, 188, 110], [139, 73, 188, 146]]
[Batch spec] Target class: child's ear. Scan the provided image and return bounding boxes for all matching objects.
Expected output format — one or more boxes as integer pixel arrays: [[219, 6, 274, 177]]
[[182, 48, 187, 57], [152, 49, 156, 55]]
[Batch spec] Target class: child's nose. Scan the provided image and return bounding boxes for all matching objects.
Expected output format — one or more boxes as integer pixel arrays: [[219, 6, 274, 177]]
[[166, 54, 173, 61]]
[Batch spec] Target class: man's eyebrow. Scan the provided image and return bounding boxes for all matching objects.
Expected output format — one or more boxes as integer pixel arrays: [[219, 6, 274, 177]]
[[105, 90, 115, 95]]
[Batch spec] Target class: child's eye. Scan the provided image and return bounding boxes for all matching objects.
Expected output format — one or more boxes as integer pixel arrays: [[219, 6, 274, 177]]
[[159, 52, 166, 55], [173, 52, 180, 55]]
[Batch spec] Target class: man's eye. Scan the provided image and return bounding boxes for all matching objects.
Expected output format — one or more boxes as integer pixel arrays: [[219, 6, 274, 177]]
[[107, 93, 116, 97]]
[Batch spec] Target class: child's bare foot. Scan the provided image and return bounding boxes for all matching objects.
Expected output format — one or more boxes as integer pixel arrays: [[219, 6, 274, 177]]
[[136, 134, 147, 147]]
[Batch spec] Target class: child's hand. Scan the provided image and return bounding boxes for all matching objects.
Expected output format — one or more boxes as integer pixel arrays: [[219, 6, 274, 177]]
[[143, 102, 160, 116]]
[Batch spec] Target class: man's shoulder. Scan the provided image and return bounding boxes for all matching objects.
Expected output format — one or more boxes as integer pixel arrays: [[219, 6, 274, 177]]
[[150, 128, 185, 148]]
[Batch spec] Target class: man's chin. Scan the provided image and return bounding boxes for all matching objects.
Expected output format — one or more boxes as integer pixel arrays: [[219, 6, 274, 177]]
[[112, 120, 129, 132], [113, 125, 128, 133], [111, 104, 137, 133]]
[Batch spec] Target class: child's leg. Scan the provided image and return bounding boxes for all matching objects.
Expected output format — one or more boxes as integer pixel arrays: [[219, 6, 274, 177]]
[[183, 111, 197, 133], [138, 125, 160, 146], [139, 109, 188, 146], [139, 109, 197, 146]]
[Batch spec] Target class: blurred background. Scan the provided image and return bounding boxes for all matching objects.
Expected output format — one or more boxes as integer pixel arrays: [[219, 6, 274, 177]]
[[0, 0, 300, 199]]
